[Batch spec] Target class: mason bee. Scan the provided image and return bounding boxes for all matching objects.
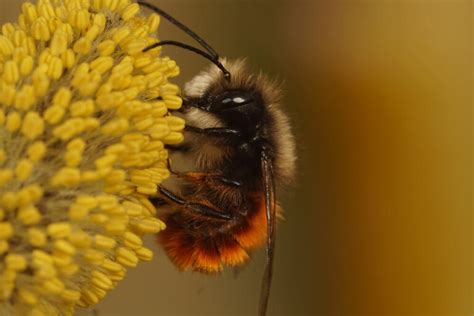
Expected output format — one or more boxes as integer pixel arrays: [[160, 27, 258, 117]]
[[139, 3, 296, 315]]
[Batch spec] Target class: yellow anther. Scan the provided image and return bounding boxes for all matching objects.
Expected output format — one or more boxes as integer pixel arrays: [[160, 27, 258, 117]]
[[98, 39, 116, 56], [38, 2, 56, 19], [50, 167, 81, 187], [90, 56, 114, 75], [34, 262, 57, 280], [17, 189, 32, 207], [27, 228, 47, 247], [26, 184, 43, 200], [160, 83, 180, 96], [136, 183, 157, 195], [100, 258, 122, 272], [0, 35, 15, 56], [142, 60, 163, 74], [18, 205, 42, 225], [94, 155, 117, 170], [53, 118, 86, 140], [148, 123, 170, 140], [163, 132, 184, 144], [66, 139, 86, 154], [21, 2, 38, 23], [44, 105, 65, 124], [131, 217, 164, 234], [5, 254, 27, 271], [94, 234, 116, 249], [3, 60, 19, 84], [135, 247, 153, 261], [47, 56, 64, 79], [92, 12, 106, 31], [76, 195, 98, 208], [91, 270, 113, 290], [2, 23, 15, 36], [112, 58, 134, 76], [108, 268, 126, 282], [62, 48, 76, 68], [116, 247, 138, 267], [34, 80, 50, 100], [0, 84, 16, 107], [83, 249, 105, 264], [42, 278, 65, 294], [54, 240, 76, 256], [122, 3, 139, 21], [15, 159, 33, 181], [61, 289, 81, 302], [21, 111, 44, 139], [17, 288, 38, 305], [97, 92, 126, 109], [20, 56, 34, 76], [47, 222, 72, 239], [57, 262, 77, 277], [122, 201, 144, 217], [52, 252, 73, 267], [112, 27, 130, 44], [104, 169, 126, 184], [70, 99, 95, 117], [81, 170, 100, 182], [76, 9, 91, 31], [165, 116, 185, 131], [73, 37, 92, 54], [0, 240, 9, 254], [32, 249, 54, 266], [68, 231, 92, 248], [134, 56, 151, 69], [27, 141, 47, 161], [50, 30, 68, 55], [163, 95, 182, 110], [105, 219, 127, 233], [68, 203, 89, 220], [80, 288, 99, 306], [123, 231, 142, 249], [52, 87, 72, 108], [147, 14, 160, 33], [85, 25, 101, 41], [0, 222, 13, 239], [0, 170, 13, 187], [15, 85, 36, 111], [32, 17, 51, 41], [101, 118, 129, 136]]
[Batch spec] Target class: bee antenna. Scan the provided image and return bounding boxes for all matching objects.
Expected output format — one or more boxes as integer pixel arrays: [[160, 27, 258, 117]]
[[138, 2, 220, 60], [144, 40, 231, 80]]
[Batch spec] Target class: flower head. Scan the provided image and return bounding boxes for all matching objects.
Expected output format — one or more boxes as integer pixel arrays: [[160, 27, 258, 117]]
[[0, 0, 183, 314]]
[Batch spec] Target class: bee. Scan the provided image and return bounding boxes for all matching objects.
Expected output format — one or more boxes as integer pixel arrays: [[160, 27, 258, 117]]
[[139, 3, 296, 315]]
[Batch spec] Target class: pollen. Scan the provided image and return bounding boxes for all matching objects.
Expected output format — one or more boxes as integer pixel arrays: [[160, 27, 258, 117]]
[[0, 0, 182, 315]]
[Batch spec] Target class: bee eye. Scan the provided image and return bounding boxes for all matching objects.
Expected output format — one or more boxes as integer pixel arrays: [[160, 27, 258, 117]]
[[212, 90, 253, 111], [222, 96, 247, 104]]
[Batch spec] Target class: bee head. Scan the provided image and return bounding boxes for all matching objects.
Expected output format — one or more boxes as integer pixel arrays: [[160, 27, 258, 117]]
[[184, 60, 274, 132]]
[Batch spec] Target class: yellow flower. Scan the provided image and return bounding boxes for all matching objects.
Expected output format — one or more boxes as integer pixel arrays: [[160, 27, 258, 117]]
[[0, 0, 184, 314]]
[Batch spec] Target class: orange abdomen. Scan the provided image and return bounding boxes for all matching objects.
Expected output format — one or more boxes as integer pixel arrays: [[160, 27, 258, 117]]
[[158, 197, 267, 273]]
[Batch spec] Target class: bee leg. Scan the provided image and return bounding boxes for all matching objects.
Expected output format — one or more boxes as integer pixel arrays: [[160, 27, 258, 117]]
[[165, 143, 191, 153], [158, 186, 232, 220], [165, 157, 241, 186], [185, 125, 240, 137]]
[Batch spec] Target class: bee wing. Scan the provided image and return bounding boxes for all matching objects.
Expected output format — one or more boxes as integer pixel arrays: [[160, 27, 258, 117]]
[[258, 153, 277, 316]]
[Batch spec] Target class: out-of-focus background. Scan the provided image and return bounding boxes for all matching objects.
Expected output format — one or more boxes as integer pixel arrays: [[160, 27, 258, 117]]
[[1, 0, 472, 315]]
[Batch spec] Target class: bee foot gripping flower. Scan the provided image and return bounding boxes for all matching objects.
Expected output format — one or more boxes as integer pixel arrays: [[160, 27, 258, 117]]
[[0, 0, 184, 314]]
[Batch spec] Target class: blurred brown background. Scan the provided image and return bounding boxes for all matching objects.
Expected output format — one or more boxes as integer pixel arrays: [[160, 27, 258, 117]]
[[1, 0, 472, 315]]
